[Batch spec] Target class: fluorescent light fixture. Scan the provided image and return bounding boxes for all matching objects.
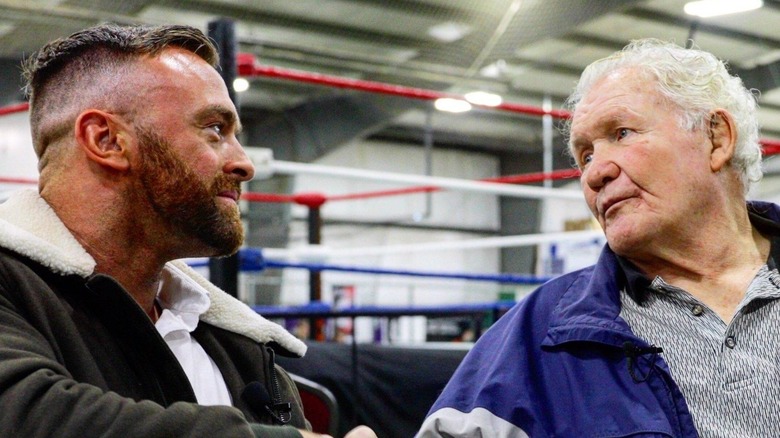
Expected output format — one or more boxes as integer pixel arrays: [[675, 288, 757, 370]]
[[233, 77, 250, 93], [427, 21, 471, 43], [464, 91, 503, 107], [480, 60, 508, 78], [684, 0, 762, 17], [434, 98, 472, 113]]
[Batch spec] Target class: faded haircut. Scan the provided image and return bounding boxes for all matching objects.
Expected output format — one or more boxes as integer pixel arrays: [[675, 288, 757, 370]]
[[22, 23, 219, 159]]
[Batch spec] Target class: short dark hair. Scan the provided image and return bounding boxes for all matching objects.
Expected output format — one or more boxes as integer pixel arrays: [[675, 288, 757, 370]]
[[23, 23, 219, 158]]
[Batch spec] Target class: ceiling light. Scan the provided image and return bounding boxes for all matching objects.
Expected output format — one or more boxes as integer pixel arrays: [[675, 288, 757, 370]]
[[233, 77, 250, 93], [684, 0, 762, 17], [427, 21, 471, 43], [480, 60, 507, 78], [464, 91, 503, 107], [434, 98, 472, 113]]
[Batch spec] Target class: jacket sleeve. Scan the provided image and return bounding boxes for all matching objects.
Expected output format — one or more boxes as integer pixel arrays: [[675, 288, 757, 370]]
[[250, 425, 303, 438], [414, 336, 534, 438], [415, 297, 542, 438], [417, 406, 530, 438], [0, 279, 298, 438]]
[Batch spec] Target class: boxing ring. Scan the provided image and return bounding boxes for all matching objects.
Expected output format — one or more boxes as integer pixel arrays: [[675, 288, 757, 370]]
[[5, 61, 780, 438], [4, 68, 780, 344]]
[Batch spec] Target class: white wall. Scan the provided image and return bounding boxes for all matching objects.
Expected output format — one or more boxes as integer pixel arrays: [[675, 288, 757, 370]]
[[0, 112, 38, 198], [291, 140, 500, 229], [537, 180, 605, 276], [279, 140, 502, 342]]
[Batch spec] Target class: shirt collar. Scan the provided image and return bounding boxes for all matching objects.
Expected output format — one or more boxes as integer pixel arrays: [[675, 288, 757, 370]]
[[620, 205, 780, 304], [156, 263, 211, 332]]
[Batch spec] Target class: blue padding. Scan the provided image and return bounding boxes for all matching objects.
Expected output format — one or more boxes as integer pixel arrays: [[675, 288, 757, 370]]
[[240, 247, 265, 271]]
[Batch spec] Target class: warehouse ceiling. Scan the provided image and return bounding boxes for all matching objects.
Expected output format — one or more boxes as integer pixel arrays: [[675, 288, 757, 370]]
[[2, 0, 780, 161]]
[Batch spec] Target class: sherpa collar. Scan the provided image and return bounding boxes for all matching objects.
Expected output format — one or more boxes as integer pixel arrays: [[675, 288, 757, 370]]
[[0, 189, 306, 357]]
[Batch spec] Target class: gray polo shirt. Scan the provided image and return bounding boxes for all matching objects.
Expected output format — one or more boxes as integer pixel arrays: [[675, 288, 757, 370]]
[[618, 214, 780, 437]]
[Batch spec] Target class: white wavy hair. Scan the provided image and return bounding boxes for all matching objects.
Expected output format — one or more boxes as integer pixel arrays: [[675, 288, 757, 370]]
[[564, 39, 762, 195]]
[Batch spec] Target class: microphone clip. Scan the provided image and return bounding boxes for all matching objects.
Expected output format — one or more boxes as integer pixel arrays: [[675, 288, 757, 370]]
[[265, 402, 292, 425], [622, 341, 663, 383], [241, 382, 292, 425]]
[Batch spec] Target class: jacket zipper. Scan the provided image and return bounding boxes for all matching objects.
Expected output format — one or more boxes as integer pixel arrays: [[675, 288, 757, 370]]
[[266, 346, 292, 424]]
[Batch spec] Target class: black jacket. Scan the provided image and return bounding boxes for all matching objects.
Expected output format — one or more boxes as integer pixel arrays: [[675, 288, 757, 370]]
[[0, 190, 309, 438]]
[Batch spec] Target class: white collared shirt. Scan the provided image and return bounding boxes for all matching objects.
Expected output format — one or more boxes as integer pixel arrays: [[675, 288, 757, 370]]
[[154, 264, 232, 406]]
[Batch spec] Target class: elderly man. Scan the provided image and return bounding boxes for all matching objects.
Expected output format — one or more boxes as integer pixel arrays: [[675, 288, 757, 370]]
[[418, 39, 778, 437], [0, 23, 373, 438]]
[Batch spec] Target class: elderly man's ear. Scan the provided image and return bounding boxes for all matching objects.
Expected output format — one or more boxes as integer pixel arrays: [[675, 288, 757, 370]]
[[708, 109, 737, 172], [74, 109, 132, 172]]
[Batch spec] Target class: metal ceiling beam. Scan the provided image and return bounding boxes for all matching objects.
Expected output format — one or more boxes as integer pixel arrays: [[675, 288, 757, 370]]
[[558, 33, 627, 52], [562, 27, 780, 94], [338, 0, 478, 21], [624, 7, 780, 49], [159, 0, 428, 50], [508, 57, 586, 78], [0, 1, 140, 26], [481, 0, 644, 70], [370, 123, 552, 155], [734, 62, 780, 94]]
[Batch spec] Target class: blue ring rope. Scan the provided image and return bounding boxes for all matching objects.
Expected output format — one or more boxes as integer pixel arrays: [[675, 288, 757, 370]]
[[262, 260, 548, 284], [252, 300, 517, 318], [189, 248, 553, 285]]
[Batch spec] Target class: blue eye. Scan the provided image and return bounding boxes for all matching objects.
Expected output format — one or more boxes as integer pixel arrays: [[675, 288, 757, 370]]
[[616, 128, 631, 140], [580, 152, 593, 168]]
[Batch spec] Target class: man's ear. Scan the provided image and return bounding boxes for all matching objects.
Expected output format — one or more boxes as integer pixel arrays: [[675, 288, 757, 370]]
[[708, 109, 737, 172], [74, 109, 131, 172]]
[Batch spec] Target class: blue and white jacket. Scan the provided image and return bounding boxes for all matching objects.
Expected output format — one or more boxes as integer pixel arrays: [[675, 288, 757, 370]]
[[417, 244, 699, 437], [418, 202, 780, 437]]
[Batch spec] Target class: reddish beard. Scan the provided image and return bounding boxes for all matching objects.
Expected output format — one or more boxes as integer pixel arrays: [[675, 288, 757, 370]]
[[135, 128, 245, 256]]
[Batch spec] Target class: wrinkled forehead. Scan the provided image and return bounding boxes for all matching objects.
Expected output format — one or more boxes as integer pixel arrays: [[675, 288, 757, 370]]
[[576, 67, 658, 106], [571, 71, 640, 124], [567, 70, 678, 152]]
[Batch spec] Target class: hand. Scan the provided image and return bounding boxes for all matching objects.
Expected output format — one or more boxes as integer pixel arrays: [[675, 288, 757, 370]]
[[344, 425, 377, 438], [298, 425, 377, 438], [298, 430, 331, 438]]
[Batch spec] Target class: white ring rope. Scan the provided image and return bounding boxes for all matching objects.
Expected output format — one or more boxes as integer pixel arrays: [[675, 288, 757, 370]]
[[262, 229, 604, 261], [267, 159, 584, 201]]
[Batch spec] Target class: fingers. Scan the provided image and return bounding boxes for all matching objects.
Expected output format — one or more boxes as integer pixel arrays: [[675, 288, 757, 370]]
[[297, 429, 333, 438], [298, 424, 376, 438], [344, 425, 378, 438]]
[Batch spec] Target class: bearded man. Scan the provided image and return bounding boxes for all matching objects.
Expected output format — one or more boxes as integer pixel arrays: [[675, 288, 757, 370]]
[[0, 23, 373, 438]]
